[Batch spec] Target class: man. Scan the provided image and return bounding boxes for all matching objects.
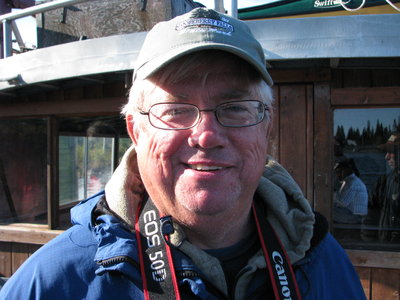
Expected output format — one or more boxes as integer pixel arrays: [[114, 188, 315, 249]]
[[333, 159, 368, 224], [0, 8, 366, 299], [366, 133, 400, 242]]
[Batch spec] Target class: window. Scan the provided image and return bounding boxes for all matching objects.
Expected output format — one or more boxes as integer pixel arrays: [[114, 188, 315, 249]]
[[59, 136, 114, 204], [0, 118, 47, 225], [0, 115, 130, 229], [333, 108, 400, 251], [59, 116, 130, 207]]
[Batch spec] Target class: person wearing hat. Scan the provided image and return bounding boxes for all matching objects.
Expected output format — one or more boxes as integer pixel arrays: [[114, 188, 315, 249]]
[[381, 133, 400, 172], [366, 133, 400, 242], [333, 159, 368, 224], [0, 8, 366, 300]]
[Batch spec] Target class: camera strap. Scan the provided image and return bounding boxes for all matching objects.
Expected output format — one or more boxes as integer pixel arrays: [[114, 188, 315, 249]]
[[135, 198, 180, 300], [135, 198, 301, 300], [252, 201, 302, 300]]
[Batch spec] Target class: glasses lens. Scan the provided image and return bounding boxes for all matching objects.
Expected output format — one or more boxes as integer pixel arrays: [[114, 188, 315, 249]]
[[149, 103, 199, 129], [217, 101, 265, 127]]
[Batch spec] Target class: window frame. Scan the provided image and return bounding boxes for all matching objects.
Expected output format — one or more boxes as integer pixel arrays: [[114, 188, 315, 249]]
[[0, 114, 129, 230], [329, 86, 400, 266]]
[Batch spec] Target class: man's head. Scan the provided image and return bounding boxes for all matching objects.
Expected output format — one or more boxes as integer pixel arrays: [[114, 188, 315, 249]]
[[334, 160, 354, 181], [380, 133, 400, 170], [123, 8, 274, 242]]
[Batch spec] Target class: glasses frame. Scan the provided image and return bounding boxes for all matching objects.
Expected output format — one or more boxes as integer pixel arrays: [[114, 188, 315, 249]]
[[138, 100, 270, 130]]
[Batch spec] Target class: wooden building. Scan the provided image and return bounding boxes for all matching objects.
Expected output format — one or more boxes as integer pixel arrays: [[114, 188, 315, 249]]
[[0, 1, 399, 298]]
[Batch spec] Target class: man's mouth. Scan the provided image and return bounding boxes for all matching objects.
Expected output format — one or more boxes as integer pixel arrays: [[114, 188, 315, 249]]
[[187, 164, 224, 171]]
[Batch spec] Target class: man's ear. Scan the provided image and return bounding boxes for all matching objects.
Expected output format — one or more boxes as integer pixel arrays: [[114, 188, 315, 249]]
[[126, 114, 138, 145]]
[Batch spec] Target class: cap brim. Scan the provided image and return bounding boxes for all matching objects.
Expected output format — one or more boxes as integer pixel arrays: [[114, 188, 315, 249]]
[[379, 143, 398, 153]]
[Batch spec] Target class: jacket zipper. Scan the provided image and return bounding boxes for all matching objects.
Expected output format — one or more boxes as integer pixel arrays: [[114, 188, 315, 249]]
[[177, 270, 230, 300], [97, 255, 139, 268]]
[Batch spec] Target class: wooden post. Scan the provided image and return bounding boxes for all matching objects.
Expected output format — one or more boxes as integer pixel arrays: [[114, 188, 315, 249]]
[[313, 82, 333, 224], [47, 116, 59, 229]]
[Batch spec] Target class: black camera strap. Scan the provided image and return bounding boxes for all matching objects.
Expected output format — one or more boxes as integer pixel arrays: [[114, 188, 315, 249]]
[[135, 198, 181, 300], [252, 202, 302, 300], [136, 198, 301, 300]]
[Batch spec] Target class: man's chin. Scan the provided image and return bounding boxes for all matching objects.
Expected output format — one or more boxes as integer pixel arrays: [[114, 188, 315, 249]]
[[180, 197, 235, 217]]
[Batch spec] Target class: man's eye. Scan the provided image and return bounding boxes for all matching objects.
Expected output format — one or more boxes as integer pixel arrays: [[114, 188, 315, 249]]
[[222, 105, 249, 113], [164, 107, 192, 116]]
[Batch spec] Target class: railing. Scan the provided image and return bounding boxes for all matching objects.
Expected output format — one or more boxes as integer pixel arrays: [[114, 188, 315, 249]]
[[1, 0, 90, 58]]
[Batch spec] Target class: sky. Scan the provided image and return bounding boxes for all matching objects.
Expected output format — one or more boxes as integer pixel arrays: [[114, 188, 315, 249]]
[[11, 9, 37, 50], [334, 108, 400, 134], [196, 0, 276, 14]]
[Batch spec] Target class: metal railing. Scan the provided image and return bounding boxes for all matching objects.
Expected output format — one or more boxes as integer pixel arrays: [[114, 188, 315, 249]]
[[1, 0, 90, 58]]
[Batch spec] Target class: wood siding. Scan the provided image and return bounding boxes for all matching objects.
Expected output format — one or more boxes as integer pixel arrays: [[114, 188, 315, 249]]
[[0, 242, 41, 278], [356, 267, 400, 300]]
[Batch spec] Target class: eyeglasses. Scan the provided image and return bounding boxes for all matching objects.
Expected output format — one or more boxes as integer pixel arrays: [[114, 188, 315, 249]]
[[138, 100, 269, 130]]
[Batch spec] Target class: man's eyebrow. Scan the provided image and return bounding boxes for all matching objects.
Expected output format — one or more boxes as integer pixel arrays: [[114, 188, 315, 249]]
[[161, 90, 251, 102], [214, 90, 252, 100], [163, 93, 189, 102]]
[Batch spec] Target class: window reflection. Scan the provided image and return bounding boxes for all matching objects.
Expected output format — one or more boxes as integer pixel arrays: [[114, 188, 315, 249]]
[[59, 135, 115, 204], [0, 118, 47, 225], [0, 116, 130, 228], [58, 116, 130, 228], [333, 159, 368, 224], [333, 108, 400, 250], [363, 133, 400, 243]]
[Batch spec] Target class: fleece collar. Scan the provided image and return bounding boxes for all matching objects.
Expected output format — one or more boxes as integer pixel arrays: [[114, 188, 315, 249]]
[[258, 158, 314, 263], [105, 145, 144, 227]]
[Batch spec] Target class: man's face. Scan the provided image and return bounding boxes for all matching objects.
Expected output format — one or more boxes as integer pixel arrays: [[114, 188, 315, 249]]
[[385, 151, 399, 170], [127, 62, 270, 229], [335, 168, 344, 181]]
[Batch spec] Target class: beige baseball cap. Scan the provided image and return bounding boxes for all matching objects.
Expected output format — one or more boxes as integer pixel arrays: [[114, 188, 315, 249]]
[[380, 133, 400, 153], [133, 8, 273, 86]]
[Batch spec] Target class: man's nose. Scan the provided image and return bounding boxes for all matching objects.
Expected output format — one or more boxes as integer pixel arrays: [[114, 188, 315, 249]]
[[188, 111, 227, 149]]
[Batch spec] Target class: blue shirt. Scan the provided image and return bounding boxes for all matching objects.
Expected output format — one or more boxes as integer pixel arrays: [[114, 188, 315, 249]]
[[336, 174, 368, 215]]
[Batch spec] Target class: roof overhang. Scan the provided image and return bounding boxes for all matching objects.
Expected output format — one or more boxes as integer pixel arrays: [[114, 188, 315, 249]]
[[0, 31, 146, 92], [0, 14, 399, 95], [249, 13, 400, 61]]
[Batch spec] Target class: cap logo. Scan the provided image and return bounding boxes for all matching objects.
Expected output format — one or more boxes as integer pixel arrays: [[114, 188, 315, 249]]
[[175, 9, 233, 35]]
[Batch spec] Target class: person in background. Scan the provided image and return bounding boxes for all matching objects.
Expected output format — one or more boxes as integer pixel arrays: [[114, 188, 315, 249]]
[[333, 159, 368, 224], [367, 133, 400, 242], [0, 8, 366, 300]]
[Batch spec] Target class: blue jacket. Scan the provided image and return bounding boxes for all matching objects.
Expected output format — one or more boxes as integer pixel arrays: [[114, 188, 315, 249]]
[[0, 156, 366, 300], [0, 195, 366, 300]]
